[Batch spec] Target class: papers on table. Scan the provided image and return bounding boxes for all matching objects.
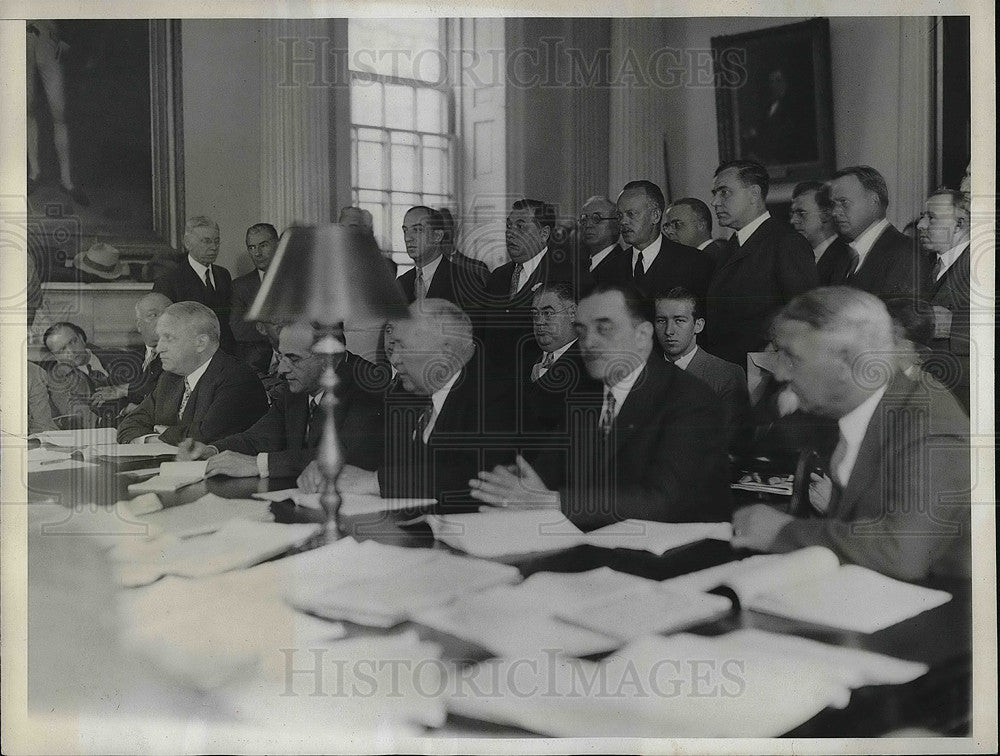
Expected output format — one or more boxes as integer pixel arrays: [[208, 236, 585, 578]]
[[427, 510, 731, 558], [252, 488, 436, 516], [286, 538, 521, 627], [87, 443, 179, 458], [127, 460, 208, 494], [108, 520, 320, 587], [134, 493, 273, 537], [33, 428, 117, 447], [446, 629, 928, 738], [26, 447, 97, 473]]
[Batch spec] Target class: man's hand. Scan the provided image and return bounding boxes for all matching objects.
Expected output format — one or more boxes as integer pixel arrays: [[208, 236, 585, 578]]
[[297, 460, 323, 493], [732, 504, 795, 551], [469, 455, 560, 510], [335, 465, 380, 495], [808, 472, 833, 515], [91, 384, 127, 405], [205, 451, 258, 478], [176, 438, 216, 461]]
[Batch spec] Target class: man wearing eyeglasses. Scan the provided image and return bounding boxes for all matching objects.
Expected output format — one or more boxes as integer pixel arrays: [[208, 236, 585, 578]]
[[577, 196, 624, 284], [662, 198, 727, 262]]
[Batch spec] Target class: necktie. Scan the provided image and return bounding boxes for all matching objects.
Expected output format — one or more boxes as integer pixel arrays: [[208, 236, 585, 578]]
[[530, 351, 555, 382], [305, 393, 322, 443], [632, 249, 644, 280], [413, 398, 435, 443], [846, 245, 861, 279], [142, 348, 154, 371], [414, 267, 426, 301], [931, 255, 944, 282], [204, 267, 215, 293], [178, 379, 192, 418], [598, 389, 616, 436], [828, 428, 850, 489], [509, 263, 524, 300]]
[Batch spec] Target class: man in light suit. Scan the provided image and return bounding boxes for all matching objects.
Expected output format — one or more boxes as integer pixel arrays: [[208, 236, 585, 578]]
[[152, 216, 238, 355], [230, 223, 279, 373], [470, 283, 732, 529], [705, 160, 819, 367], [176, 321, 384, 478], [662, 197, 727, 262], [118, 301, 268, 445], [733, 286, 970, 581], [917, 188, 972, 414], [654, 287, 749, 450], [828, 165, 922, 300], [789, 181, 853, 285]]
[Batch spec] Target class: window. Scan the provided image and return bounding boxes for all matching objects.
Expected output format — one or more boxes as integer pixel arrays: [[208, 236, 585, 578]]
[[348, 19, 456, 261]]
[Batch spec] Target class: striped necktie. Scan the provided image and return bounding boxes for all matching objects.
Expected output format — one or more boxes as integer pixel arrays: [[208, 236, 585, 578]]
[[598, 389, 616, 436], [414, 267, 426, 301], [509, 263, 524, 300], [178, 379, 193, 418]]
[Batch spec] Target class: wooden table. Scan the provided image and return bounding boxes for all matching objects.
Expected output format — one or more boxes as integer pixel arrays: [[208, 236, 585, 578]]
[[23, 454, 972, 738]]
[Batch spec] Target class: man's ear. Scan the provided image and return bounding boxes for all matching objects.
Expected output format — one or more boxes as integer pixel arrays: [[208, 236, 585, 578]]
[[433, 229, 445, 245], [636, 321, 654, 341], [694, 317, 706, 335], [540, 224, 551, 243], [195, 333, 210, 353]]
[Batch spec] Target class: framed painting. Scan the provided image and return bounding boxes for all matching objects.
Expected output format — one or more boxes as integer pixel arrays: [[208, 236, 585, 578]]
[[712, 18, 835, 183]]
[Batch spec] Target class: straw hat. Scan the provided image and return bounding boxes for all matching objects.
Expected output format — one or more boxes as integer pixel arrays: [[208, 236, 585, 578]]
[[73, 243, 129, 280]]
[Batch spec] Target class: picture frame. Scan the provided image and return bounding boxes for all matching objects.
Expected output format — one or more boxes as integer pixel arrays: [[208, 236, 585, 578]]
[[712, 18, 835, 183]]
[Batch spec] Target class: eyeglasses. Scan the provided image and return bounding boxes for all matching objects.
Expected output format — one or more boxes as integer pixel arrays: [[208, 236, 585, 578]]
[[530, 306, 573, 321], [577, 214, 616, 225]]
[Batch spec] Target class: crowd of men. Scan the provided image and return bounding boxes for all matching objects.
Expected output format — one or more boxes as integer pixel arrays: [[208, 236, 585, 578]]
[[29, 158, 973, 583]]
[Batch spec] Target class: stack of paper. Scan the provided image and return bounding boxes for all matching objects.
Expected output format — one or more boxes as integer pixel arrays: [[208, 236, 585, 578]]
[[26, 447, 96, 473], [252, 488, 436, 516], [127, 460, 208, 494], [446, 629, 928, 737], [135, 493, 273, 537], [580, 519, 733, 554], [87, 443, 179, 459], [286, 538, 521, 627]]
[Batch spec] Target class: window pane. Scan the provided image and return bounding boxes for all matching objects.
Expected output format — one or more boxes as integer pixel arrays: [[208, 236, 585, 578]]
[[391, 143, 418, 192], [351, 81, 382, 127], [422, 146, 446, 195], [383, 84, 414, 130], [356, 140, 384, 189], [416, 88, 445, 133], [349, 18, 443, 82]]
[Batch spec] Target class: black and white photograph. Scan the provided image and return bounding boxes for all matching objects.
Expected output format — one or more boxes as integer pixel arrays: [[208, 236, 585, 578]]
[[1, 2, 995, 754]]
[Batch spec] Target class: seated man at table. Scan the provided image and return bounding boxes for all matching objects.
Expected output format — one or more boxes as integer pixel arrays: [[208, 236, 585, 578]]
[[732, 286, 970, 581], [175, 321, 384, 478], [118, 301, 268, 445], [298, 299, 516, 506], [470, 282, 732, 529]]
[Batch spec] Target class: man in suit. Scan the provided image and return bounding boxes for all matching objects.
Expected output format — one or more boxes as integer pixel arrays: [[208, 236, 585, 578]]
[[733, 286, 970, 581], [230, 223, 279, 373], [118, 301, 268, 445], [90, 292, 172, 415], [578, 195, 624, 284], [828, 165, 922, 300], [41, 322, 139, 428], [790, 181, 853, 285], [482, 199, 579, 377], [175, 321, 384, 478], [662, 197, 726, 261], [654, 287, 749, 450], [916, 188, 972, 413], [705, 160, 819, 367], [470, 283, 732, 529], [301, 299, 516, 508], [397, 205, 483, 310], [152, 216, 238, 354], [439, 207, 490, 290], [604, 181, 714, 302]]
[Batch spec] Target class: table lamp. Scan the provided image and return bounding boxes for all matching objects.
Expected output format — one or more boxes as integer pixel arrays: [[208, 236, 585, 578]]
[[247, 224, 408, 537]]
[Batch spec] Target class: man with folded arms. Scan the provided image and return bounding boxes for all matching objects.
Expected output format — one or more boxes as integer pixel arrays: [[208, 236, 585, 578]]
[[470, 283, 731, 529], [732, 286, 970, 581], [176, 321, 383, 478], [118, 301, 268, 445]]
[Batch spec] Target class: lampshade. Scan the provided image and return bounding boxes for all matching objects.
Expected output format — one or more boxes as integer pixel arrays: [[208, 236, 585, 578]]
[[246, 224, 409, 325]]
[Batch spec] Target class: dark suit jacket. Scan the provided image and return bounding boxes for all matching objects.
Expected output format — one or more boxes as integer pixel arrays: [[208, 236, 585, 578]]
[[602, 235, 715, 301], [534, 354, 732, 530], [683, 346, 750, 449], [229, 269, 273, 372], [519, 341, 601, 438], [704, 218, 819, 366], [480, 248, 583, 377], [771, 371, 970, 581], [449, 251, 490, 289], [396, 255, 485, 311], [701, 239, 728, 267], [126, 352, 163, 406], [927, 245, 971, 413], [118, 350, 268, 444], [213, 353, 384, 477], [587, 243, 627, 287], [815, 236, 854, 285], [846, 223, 922, 300], [152, 256, 238, 355], [377, 350, 517, 508]]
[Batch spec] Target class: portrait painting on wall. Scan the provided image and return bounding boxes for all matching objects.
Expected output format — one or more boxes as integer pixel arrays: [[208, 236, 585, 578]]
[[712, 18, 835, 183]]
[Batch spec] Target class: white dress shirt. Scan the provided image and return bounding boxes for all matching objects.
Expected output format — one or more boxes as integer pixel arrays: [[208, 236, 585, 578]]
[[832, 384, 888, 487], [400, 253, 444, 293], [735, 211, 771, 246], [933, 240, 968, 281], [512, 247, 548, 294], [696, 239, 715, 251], [187, 255, 216, 289], [812, 234, 839, 263], [670, 344, 699, 371], [848, 218, 891, 271], [602, 362, 646, 422], [536, 339, 576, 380], [589, 243, 617, 271], [424, 369, 462, 442], [630, 234, 662, 274]]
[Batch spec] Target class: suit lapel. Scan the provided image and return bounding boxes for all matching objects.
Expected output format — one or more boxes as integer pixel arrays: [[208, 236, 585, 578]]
[[611, 359, 666, 456], [184, 353, 223, 420], [427, 257, 452, 299], [930, 245, 970, 296], [718, 221, 768, 271]]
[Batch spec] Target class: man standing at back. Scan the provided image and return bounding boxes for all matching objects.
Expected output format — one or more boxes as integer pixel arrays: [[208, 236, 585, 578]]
[[705, 160, 818, 367], [827, 165, 921, 300], [230, 223, 279, 373], [663, 197, 726, 261], [789, 181, 853, 285], [152, 216, 238, 355], [397, 206, 482, 311], [577, 195, 624, 284]]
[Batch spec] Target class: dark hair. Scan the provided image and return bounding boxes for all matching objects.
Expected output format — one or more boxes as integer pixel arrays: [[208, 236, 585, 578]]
[[621, 180, 666, 213], [831, 165, 889, 211], [667, 197, 713, 231], [792, 181, 833, 212], [714, 160, 770, 200], [533, 280, 577, 305], [512, 199, 556, 231], [246, 223, 278, 242], [43, 321, 88, 351], [885, 297, 935, 349], [655, 286, 704, 320], [406, 205, 445, 233], [927, 186, 970, 215], [585, 282, 655, 326]]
